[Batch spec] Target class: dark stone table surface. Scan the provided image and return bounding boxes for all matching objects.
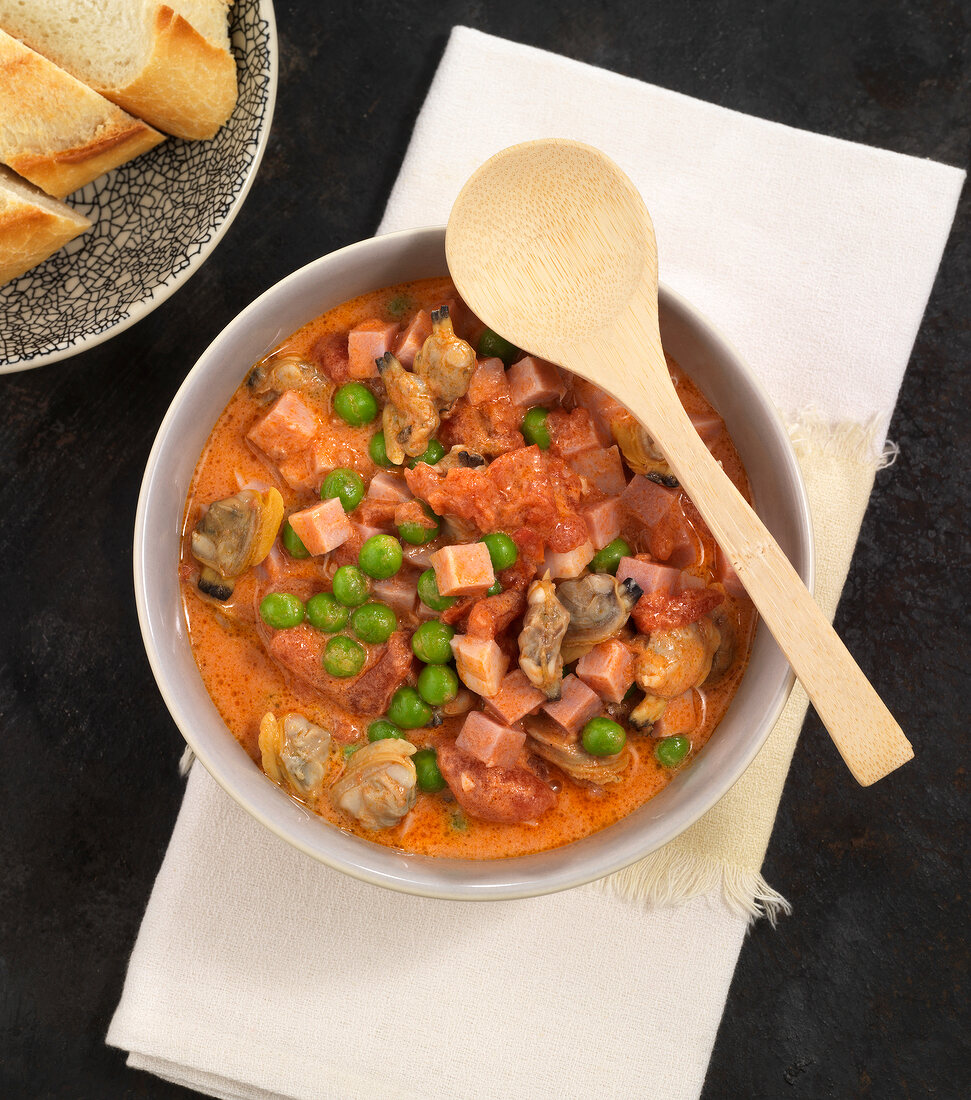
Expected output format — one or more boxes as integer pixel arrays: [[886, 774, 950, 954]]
[[1, 2, 967, 1097]]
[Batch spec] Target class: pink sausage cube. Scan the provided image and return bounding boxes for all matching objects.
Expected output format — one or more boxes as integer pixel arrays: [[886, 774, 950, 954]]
[[576, 640, 635, 704], [580, 499, 622, 550], [466, 357, 509, 404], [371, 573, 418, 616], [287, 497, 353, 556], [246, 391, 320, 462], [544, 540, 594, 580], [677, 571, 705, 591], [621, 475, 678, 530], [715, 544, 747, 599], [366, 471, 411, 502], [451, 634, 509, 698], [542, 674, 603, 735], [689, 410, 724, 445], [430, 542, 495, 597], [484, 669, 547, 724], [567, 444, 627, 496], [347, 319, 399, 379], [616, 557, 680, 596], [572, 378, 626, 446], [506, 356, 567, 408], [394, 310, 433, 369], [653, 690, 699, 738], [456, 711, 526, 769]]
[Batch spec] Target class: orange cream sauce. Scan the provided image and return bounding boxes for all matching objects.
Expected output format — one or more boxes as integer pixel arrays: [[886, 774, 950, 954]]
[[181, 277, 757, 859]]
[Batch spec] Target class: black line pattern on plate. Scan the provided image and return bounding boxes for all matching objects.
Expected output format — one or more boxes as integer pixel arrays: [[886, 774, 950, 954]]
[[0, 0, 273, 367]]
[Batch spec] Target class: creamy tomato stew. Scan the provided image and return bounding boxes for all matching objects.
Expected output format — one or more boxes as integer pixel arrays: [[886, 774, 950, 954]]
[[180, 277, 757, 859]]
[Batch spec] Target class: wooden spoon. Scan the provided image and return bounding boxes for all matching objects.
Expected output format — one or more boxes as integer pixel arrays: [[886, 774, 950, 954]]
[[445, 138, 913, 785]]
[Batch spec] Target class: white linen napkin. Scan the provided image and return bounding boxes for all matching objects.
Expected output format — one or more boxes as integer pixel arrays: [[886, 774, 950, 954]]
[[107, 28, 964, 1100]]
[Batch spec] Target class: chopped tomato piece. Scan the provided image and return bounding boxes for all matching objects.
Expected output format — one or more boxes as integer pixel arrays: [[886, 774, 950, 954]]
[[436, 742, 555, 824], [466, 585, 527, 640], [631, 587, 724, 633]]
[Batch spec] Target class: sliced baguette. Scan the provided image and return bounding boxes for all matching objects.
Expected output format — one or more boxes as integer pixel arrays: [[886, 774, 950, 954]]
[[0, 165, 90, 284], [0, 1, 238, 140], [0, 29, 164, 199]]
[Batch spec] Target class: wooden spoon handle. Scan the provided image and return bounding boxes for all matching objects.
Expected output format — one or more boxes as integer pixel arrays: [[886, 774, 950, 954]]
[[569, 332, 914, 786]]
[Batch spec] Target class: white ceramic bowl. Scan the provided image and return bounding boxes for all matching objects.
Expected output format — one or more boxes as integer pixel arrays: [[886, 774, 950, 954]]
[[135, 225, 813, 900], [0, 0, 277, 372]]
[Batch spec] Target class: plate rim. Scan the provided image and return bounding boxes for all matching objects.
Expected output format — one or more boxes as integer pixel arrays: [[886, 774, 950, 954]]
[[0, 0, 279, 375]]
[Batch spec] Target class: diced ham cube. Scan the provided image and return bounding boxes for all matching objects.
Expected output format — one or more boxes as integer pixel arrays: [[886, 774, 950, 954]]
[[616, 557, 680, 596], [621, 475, 678, 529], [689, 411, 724, 444], [506, 356, 566, 407], [456, 711, 526, 769], [572, 378, 626, 446], [580, 499, 621, 550], [621, 475, 701, 567], [371, 573, 418, 616], [347, 319, 399, 379], [567, 444, 627, 496], [366, 471, 411, 502], [466, 357, 508, 404], [451, 635, 509, 698], [548, 409, 602, 458], [715, 544, 747, 599], [575, 640, 635, 704], [653, 689, 699, 737], [394, 310, 433, 368], [541, 674, 602, 735], [287, 497, 352, 556], [677, 571, 705, 591], [246, 391, 320, 462], [275, 448, 327, 493], [484, 669, 547, 724], [543, 540, 594, 579], [430, 542, 495, 597]]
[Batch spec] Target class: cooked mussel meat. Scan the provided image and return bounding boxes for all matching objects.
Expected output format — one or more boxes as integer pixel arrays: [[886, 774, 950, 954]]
[[518, 574, 570, 699], [557, 574, 642, 663], [330, 738, 419, 830], [259, 712, 333, 802], [191, 487, 284, 599]]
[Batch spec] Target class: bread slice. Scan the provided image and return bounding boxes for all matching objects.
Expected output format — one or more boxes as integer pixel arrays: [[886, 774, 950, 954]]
[[0, 1, 238, 140], [0, 165, 90, 284], [0, 29, 164, 199]]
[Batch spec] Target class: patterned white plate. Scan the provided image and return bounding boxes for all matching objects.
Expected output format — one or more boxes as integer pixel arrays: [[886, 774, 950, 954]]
[[0, 0, 277, 372]]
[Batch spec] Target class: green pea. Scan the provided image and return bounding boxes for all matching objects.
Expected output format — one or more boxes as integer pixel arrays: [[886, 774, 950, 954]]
[[656, 735, 691, 768], [476, 327, 519, 366], [321, 467, 364, 512], [408, 439, 446, 468], [411, 620, 455, 664], [398, 502, 441, 546], [367, 719, 403, 742], [417, 568, 456, 612], [368, 430, 397, 468], [387, 293, 412, 320], [359, 533, 403, 579], [413, 747, 447, 792], [581, 717, 627, 756], [521, 406, 551, 450], [480, 531, 518, 571], [259, 592, 305, 630], [322, 635, 366, 678], [333, 382, 379, 426], [591, 537, 632, 575], [486, 579, 503, 596], [332, 564, 370, 607], [351, 601, 397, 644], [282, 521, 310, 559], [386, 686, 433, 730], [417, 664, 458, 707], [306, 592, 349, 633]]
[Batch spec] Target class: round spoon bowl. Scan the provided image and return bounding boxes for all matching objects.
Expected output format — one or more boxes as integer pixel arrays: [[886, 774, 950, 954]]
[[135, 225, 812, 899]]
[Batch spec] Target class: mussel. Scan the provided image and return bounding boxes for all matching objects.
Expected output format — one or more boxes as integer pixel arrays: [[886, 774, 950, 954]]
[[191, 487, 284, 599]]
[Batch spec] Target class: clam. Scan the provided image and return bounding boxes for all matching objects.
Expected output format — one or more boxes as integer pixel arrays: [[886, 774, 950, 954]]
[[246, 354, 329, 401], [330, 738, 418, 830], [557, 574, 642, 662], [413, 305, 477, 411], [628, 619, 721, 700], [526, 716, 629, 786], [259, 712, 333, 802], [611, 412, 677, 484], [376, 351, 440, 464], [518, 574, 570, 699], [191, 487, 284, 599]]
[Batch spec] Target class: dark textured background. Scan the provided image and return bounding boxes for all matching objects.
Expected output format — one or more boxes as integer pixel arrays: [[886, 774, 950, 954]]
[[1, 1, 968, 1097]]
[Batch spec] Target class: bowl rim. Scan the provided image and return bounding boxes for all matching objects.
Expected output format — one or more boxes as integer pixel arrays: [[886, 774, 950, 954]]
[[0, 0, 279, 374], [134, 224, 815, 900]]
